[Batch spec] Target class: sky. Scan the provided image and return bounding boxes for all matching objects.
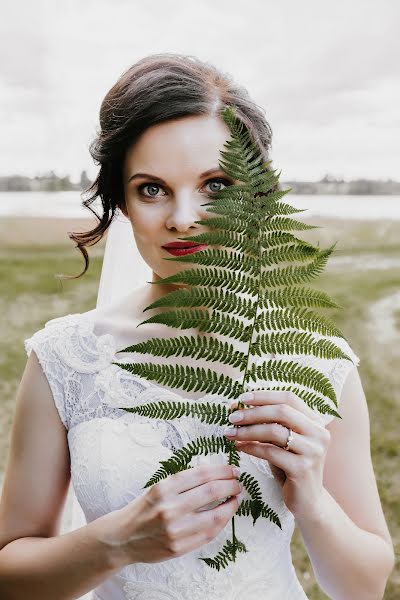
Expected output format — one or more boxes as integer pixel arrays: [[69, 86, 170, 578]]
[[0, 0, 399, 182]]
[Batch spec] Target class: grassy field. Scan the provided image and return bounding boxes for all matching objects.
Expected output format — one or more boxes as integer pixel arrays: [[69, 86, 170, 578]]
[[0, 215, 399, 598]]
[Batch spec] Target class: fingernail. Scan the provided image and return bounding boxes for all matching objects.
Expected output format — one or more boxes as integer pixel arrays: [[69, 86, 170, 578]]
[[229, 412, 243, 423], [232, 466, 241, 477], [238, 392, 253, 402], [223, 426, 237, 436]]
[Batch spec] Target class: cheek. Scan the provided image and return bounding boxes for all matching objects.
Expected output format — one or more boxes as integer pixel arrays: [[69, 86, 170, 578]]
[[131, 205, 165, 240]]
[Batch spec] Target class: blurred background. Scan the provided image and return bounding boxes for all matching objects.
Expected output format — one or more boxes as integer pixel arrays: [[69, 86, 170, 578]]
[[0, 0, 399, 597]]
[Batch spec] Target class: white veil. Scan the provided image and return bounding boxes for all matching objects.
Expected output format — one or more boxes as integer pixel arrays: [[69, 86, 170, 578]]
[[67, 208, 152, 534], [95, 208, 153, 309]]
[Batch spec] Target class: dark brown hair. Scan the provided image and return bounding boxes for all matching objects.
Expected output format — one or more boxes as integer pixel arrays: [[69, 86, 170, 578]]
[[61, 52, 276, 280]]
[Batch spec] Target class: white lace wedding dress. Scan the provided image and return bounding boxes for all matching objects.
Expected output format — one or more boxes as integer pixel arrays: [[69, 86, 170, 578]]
[[24, 309, 359, 600]]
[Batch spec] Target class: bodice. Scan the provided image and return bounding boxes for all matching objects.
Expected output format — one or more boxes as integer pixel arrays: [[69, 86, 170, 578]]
[[24, 310, 359, 599]]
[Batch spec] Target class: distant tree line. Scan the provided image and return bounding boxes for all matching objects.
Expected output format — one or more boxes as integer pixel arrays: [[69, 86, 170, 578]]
[[0, 171, 92, 192], [282, 174, 400, 195], [0, 171, 399, 195]]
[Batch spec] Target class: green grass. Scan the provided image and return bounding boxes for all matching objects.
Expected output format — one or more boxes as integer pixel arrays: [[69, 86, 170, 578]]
[[394, 309, 400, 333], [0, 244, 105, 464], [290, 267, 400, 598], [0, 220, 399, 598]]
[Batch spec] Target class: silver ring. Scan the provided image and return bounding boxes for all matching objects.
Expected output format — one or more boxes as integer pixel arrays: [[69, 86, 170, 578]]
[[283, 427, 294, 451]]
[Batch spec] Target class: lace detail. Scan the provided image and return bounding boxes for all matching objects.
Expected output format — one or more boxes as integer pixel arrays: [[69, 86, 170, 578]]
[[23, 311, 359, 599], [120, 543, 308, 600], [24, 318, 71, 429]]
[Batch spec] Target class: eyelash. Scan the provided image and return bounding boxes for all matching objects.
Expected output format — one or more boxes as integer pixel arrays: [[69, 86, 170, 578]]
[[136, 177, 232, 199]]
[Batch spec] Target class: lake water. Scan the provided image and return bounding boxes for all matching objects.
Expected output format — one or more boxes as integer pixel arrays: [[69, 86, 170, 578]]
[[0, 191, 399, 219]]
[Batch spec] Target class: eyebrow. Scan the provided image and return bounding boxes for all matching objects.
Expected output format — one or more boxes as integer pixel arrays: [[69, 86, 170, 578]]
[[127, 167, 225, 184]]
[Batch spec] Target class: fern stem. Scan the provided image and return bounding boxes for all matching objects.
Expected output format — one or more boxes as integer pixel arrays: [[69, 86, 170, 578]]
[[231, 507, 237, 561], [228, 438, 239, 561], [228, 201, 271, 560]]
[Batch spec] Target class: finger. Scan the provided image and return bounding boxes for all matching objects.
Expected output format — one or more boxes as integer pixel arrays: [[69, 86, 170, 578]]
[[225, 422, 308, 454], [233, 442, 299, 478], [158, 464, 240, 496], [228, 404, 320, 437], [175, 477, 242, 514], [234, 440, 278, 460], [171, 496, 240, 555], [234, 442, 286, 472], [236, 390, 326, 426], [234, 440, 300, 475]]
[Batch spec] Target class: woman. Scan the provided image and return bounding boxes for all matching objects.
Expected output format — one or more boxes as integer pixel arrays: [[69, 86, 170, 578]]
[[0, 53, 394, 599]]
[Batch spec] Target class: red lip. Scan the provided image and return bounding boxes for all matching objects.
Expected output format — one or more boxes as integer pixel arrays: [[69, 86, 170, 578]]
[[162, 241, 206, 248], [162, 243, 209, 256]]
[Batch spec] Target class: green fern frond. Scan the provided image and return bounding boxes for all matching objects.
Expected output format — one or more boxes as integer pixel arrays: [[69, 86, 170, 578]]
[[119, 398, 230, 426], [118, 334, 247, 369], [143, 434, 240, 488], [113, 361, 243, 398], [194, 214, 267, 235], [251, 331, 352, 361], [236, 499, 282, 528], [239, 471, 262, 502], [248, 358, 337, 405], [261, 200, 306, 216], [200, 537, 248, 570], [216, 110, 266, 184], [163, 243, 320, 275], [118, 330, 349, 372], [260, 245, 336, 288], [262, 231, 318, 251], [115, 104, 358, 569], [135, 307, 251, 341], [140, 287, 257, 320], [255, 384, 341, 418], [260, 215, 319, 233], [116, 355, 340, 409], [174, 229, 260, 255], [163, 247, 261, 277], [255, 306, 345, 338], [259, 287, 343, 310], [152, 266, 259, 296], [202, 193, 303, 219], [261, 243, 319, 267], [236, 472, 281, 528], [202, 180, 281, 203]]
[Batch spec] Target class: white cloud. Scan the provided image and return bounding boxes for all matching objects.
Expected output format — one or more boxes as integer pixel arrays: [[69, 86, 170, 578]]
[[0, 0, 399, 180]]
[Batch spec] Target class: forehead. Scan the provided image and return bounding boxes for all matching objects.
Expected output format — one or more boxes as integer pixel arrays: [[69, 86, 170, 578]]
[[123, 115, 232, 177]]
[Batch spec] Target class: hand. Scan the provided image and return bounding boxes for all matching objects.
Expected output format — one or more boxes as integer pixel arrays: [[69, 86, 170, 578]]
[[95, 464, 242, 568], [225, 390, 331, 520]]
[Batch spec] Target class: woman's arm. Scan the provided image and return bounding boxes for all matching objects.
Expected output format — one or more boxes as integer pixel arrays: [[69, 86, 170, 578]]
[[296, 487, 394, 600], [0, 352, 126, 599], [0, 515, 124, 600], [229, 365, 395, 598], [295, 366, 395, 600]]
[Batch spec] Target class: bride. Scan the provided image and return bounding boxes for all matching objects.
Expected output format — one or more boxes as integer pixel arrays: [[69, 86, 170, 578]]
[[0, 53, 394, 599]]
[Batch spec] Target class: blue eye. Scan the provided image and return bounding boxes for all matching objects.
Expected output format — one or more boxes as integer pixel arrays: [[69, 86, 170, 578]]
[[137, 177, 232, 199], [138, 183, 164, 198], [205, 178, 230, 193]]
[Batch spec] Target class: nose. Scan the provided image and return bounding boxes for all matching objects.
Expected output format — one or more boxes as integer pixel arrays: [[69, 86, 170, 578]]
[[165, 194, 203, 232]]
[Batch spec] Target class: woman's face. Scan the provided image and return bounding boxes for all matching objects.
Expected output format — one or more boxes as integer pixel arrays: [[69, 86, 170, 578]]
[[122, 114, 239, 294]]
